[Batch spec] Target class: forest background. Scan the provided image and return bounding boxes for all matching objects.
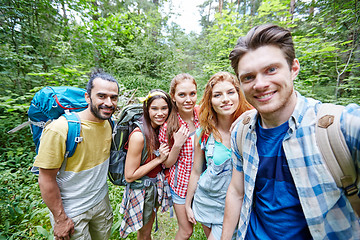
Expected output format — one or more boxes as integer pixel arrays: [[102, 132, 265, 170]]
[[0, 0, 359, 239]]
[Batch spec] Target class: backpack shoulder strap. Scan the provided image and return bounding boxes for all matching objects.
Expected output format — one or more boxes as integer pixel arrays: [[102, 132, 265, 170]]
[[316, 103, 360, 216], [30, 112, 82, 175], [235, 109, 257, 157], [315, 103, 356, 190], [134, 121, 148, 165], [108, 118, 115, 130], [63, 111, 82, 158], [205, 133, 215, 159]]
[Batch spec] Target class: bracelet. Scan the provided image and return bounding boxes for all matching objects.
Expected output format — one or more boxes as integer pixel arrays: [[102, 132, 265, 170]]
[[153, 149, 160, 157]]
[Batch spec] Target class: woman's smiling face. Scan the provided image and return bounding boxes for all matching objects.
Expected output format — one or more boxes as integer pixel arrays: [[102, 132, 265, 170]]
[[211, 81, 239, 117], [172, 79, 197, 115]]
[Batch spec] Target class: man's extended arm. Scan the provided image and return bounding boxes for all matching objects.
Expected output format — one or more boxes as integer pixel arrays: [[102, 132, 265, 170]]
[[221, 167, 244, 240], [38, 168, 74, 240]]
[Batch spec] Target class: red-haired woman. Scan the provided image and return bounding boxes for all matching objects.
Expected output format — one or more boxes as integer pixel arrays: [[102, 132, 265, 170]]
[[185, 72, 252, 240]]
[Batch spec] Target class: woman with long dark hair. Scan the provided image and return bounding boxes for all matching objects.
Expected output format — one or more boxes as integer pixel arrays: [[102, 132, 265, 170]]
[[119, 89, 174, 239]]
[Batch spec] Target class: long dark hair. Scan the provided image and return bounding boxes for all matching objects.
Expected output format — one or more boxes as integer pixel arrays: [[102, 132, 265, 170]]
[[140, 89, 174, 157]]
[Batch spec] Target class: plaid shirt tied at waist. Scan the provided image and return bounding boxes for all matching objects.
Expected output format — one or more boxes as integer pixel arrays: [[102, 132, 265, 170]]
[[119, 172, 171, 238]]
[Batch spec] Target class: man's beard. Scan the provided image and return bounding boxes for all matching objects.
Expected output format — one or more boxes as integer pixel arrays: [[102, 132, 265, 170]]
[[89, 98, 115, 120]]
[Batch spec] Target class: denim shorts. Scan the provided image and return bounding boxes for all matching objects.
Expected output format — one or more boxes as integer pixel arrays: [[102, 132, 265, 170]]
[[203, 222, 222, 240], [170, 186, 186, 205]]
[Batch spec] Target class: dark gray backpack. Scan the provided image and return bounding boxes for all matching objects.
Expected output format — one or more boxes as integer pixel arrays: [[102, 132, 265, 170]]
[[108, 104, 148, 188]]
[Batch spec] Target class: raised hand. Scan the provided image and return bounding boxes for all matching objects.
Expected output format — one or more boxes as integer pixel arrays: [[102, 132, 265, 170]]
[[173, 125, 190, 148]]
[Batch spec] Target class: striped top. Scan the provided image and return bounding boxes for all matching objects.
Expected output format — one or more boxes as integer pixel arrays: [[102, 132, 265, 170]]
[[34, 117, 111, 218]]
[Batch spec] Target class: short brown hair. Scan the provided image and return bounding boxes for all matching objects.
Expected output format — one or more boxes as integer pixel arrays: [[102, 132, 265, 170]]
[[229, 24, 295, 77]]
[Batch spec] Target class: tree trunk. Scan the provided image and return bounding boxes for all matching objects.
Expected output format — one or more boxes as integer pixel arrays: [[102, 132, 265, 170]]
[[244, 0, 247, 15], [61, 0, 69, 40], [219, 0, 223, 15], [91, 0, 100, 66], [309, 0, 315, 17], [208, 1, 212, 23], [290, 0, 296, 20], [250, 0, 256, 16]]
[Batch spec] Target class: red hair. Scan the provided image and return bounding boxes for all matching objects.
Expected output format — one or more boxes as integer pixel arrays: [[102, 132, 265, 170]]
[[199, 72, 252, 142]]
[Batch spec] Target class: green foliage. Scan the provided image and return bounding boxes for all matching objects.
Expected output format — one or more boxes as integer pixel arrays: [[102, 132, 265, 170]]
[[0, 93, 34, 167], [27, 66, 89, 87], [200, 0, 298, 80], [1, 0, 359, 238], [0, 168, 49, 239], [293, 0, 360, 104], [0, 89, 47, 239]]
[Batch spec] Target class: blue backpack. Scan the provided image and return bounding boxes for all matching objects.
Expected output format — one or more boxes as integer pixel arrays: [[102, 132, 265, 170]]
[[28, 86, 88, 173]]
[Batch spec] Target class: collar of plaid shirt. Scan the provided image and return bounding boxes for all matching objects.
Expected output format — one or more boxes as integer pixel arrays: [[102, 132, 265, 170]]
[[232, 92, 360, 239]]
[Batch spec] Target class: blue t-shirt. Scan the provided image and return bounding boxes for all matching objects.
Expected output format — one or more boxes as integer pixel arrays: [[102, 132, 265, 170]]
[[245, 119, 312, 240]]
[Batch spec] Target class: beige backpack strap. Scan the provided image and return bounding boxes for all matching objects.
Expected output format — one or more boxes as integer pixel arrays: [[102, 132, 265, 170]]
[[316, 103, 360, 216], [236, 109, 256, 157]]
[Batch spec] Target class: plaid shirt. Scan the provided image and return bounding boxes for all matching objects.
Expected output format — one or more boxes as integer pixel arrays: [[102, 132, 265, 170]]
[[119, 172, 171, 238], [231, 93, 360, 239], [159, 112, 200, 198]]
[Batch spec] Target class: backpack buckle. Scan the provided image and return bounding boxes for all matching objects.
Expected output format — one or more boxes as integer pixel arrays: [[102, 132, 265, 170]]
[[344, 184, 358, 196], [75, 137, 83, 143], [143, 179, 151, 187]]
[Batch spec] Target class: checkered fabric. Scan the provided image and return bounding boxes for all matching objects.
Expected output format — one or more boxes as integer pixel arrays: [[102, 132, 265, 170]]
[[159, 112, 200, 198], [119, 188, 145, 238], [119, 172, 171, 238], [231, 92, 360, 239]]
